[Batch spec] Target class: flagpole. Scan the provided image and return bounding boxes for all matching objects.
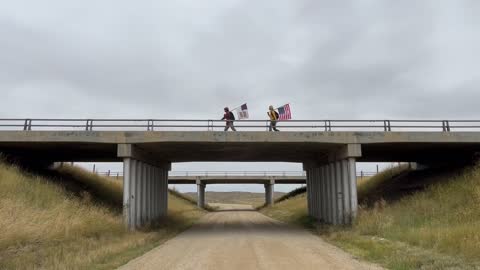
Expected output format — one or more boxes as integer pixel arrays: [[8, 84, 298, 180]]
[[230, 103, 247, 112]]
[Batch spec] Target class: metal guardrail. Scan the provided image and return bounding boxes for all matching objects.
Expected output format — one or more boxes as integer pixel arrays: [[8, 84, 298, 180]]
[[1, 118, 480, 132], [96, 170, 377, 179], [169, 171, 307, 177]]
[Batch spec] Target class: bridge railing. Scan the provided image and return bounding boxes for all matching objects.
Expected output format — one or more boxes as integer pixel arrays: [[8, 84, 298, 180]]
[[96, 170, 377, 179], [1, 118, 480, 132], [168, 171, 307, 177]]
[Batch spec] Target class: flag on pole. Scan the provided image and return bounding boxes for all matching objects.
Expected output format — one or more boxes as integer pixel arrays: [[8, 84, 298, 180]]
[[237, 103, 249, 119], [278, 104, 292, 120]]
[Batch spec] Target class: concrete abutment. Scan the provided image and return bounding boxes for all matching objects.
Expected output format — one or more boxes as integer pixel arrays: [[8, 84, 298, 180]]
[[304, 144, 361, 225], [119, 144, 170, 230]]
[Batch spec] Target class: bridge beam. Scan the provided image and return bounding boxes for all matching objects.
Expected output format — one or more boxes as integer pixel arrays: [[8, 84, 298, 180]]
[[304, 144, 361, 225], [119, 144, 170, 230]]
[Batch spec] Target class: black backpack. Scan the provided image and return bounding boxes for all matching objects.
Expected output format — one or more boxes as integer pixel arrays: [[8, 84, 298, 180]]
[[274, 111, 279, 119], [229, 111, 235, 120]]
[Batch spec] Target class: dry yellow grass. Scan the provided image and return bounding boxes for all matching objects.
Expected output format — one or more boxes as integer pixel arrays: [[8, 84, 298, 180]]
[[0, 163, 205, 270], [261, 165, 480, 269]]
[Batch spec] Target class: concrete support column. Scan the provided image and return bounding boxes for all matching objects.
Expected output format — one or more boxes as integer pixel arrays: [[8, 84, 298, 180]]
[[304, 144, 361, 225], [149, 165, 154, 221], [304, 166, 325, 221], [349, 158, 358, 220], [197, 180, 206, 209], [264, 181, 274, 206], [159, 168, 168, 217], [329, 162, 338, 224], [321, 166, 328, 222], [315, 168, 321, 220], [121, 147, 171, 229], [306, 169, 313, 216], [335, 161, 345, 225], [309, 169, 315, 217], [312, 168, 319, 219], [152, 166, 158, 219], [324, 164, 332, 224], [329, 158, 358, 225], [341, 159, 351, 224]]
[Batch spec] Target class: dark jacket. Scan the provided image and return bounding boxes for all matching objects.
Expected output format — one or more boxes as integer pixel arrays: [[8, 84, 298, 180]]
[[222, 111, 235, 121]]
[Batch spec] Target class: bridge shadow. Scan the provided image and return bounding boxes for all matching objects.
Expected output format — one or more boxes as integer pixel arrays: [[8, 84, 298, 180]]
[[176, 209, 308, 236], [211, 209, 257, 212]]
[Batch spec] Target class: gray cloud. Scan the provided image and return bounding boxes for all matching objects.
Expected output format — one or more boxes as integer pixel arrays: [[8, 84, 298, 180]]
[[2, 0, 479, 192], [1, 0, 479, 120]]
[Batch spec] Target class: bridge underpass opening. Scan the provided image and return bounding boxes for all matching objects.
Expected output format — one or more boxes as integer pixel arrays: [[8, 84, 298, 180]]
[[171, 162, 304, 209], [69, 160, 397, 230]]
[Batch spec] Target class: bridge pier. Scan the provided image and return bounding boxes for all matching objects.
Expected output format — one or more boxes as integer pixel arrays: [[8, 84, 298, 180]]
[[264, 179, 275, 206], [304, 144, 361, 225], [119, 144, 170, 230], [197, 180, 206, 209]]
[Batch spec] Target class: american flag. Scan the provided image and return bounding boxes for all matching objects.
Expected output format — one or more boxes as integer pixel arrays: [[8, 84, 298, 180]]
[[278, 104, 292, 120], [237, 103, 249, 119]]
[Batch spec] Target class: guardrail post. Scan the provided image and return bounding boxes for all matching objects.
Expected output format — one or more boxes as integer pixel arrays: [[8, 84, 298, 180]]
[[85, 120, 93, 131], [442, 120, 451, 132], [207, 120, 213, 131], [23, 119, 32, 131], [383, 120, 391, 132], [147, 120, 154, 131], [324, 120, 332, 131]]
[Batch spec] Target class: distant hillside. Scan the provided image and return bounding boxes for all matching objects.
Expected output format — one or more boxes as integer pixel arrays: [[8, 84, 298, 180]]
[[184, 191, 285, 206]]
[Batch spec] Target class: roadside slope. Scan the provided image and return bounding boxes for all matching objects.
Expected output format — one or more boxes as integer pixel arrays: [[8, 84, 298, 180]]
[[261, 165, 480, 269], [0, 163, 206, 270]]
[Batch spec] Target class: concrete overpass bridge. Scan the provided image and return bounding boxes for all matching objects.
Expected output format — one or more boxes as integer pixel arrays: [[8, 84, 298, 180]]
[[97, 170, 376, 208], [97, 170, 308, 208], [1, 118, 480, 229]]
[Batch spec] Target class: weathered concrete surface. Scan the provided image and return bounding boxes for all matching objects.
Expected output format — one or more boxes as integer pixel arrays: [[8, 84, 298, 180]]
[[1, 131, 479, 163], [123, 158, 169, 229], [117, 208, 382, 270]]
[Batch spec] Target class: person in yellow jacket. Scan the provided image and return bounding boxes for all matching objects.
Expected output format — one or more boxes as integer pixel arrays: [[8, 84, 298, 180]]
[[267, 105, 280, 131]]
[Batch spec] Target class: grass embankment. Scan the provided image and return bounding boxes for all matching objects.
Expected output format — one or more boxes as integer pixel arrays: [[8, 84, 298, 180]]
[[0, 163, 206, 270], [261, 165, 480, 269]]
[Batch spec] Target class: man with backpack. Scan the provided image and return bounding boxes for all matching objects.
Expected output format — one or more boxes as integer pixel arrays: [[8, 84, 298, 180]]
[[221, 107, 237, 131], [267, 105, 280, 131]]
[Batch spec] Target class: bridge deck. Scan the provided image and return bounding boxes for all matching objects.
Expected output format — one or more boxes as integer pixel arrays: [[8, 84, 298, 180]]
[[1, 131, 480, 163], [168, 175, 306, 184]]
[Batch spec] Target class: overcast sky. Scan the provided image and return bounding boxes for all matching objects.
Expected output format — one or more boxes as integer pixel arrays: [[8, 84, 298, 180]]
[[1, 1, 479, 192]]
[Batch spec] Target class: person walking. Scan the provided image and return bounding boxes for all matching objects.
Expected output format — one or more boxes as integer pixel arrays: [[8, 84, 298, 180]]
[[267, 105, 280, 131], [221, 107, 237, 131]]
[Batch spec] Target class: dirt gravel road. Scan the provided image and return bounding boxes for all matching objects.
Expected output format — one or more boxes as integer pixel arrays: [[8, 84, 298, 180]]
[[118, 204, 382, 270]]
